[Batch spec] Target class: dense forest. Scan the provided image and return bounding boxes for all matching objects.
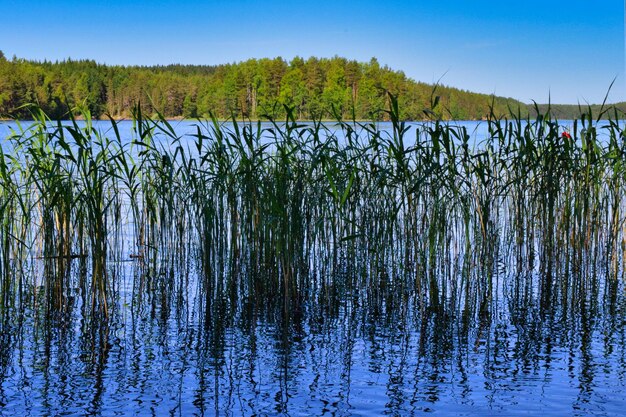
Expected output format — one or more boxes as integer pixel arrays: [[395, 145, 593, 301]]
[[530, 103, 626, 120], [0, 51, 531, 120]]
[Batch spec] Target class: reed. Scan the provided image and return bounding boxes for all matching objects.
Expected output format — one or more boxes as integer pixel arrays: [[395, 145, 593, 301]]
[[0, 99, 624, 327]]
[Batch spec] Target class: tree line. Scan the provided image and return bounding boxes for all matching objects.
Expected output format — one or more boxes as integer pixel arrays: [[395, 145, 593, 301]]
[[1, 51, 533, 120]]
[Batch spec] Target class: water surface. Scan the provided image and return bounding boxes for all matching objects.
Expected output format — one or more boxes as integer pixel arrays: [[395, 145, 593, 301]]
[[0, 117, 625, 416]]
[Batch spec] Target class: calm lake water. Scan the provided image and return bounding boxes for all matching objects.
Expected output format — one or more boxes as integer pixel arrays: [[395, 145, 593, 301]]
[[0, 118, 579, 147], [0, 118, 625, 416], [1, 264, 624, 416]]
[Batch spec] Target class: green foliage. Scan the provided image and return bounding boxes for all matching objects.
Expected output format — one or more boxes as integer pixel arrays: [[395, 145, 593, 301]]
[[0, 55, 528, 120], [1, 100, 625, 319]]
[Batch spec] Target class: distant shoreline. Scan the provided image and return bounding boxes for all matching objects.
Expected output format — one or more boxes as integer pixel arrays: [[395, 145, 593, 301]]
[[1, 113, 622, 123]]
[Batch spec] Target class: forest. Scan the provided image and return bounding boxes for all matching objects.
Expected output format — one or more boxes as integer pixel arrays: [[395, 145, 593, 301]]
[[0, 51, 528, 120]]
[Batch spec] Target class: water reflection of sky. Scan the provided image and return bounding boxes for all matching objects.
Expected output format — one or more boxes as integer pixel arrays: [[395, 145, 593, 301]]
[[0, 118, 603, 153], [0, 269, 624, 416]]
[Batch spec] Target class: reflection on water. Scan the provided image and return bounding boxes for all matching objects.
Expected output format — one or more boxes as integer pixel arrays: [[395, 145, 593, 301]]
[[0, 261, 624, 416], [1, 115, 626, 415]]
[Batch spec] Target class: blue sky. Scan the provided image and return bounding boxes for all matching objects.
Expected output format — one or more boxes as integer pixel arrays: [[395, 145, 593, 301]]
[[1, 0, 623, 103]]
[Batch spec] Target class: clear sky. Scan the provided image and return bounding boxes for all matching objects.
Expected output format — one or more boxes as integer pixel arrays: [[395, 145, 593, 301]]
[[1, 0, 624, 104]]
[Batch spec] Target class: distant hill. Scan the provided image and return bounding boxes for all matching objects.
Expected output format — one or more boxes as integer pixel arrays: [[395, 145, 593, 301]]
[[1, 52, 622, 121], [529, 103, 626, 120], [0, 53, 531, 121]]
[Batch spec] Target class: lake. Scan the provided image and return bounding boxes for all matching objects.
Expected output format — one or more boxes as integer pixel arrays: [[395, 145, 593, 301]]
[[0, 116, 624, 416]]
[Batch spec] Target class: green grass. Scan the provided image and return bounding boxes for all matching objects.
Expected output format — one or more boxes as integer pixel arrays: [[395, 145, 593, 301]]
[[0, 98, 624, 322]]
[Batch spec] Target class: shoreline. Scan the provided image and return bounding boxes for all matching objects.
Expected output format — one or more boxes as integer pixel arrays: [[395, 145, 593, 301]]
[[0, 115, 509, 123]]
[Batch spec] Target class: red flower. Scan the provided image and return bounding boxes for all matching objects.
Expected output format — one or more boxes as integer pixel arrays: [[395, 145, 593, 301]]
[[561, 131, 572, 140]]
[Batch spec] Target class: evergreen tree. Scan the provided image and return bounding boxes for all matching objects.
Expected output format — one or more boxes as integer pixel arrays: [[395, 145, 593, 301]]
[[0, 54, 531, 120]]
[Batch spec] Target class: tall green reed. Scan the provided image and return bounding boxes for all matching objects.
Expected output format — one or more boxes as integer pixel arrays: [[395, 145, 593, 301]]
[[0, 98, 624, 327]]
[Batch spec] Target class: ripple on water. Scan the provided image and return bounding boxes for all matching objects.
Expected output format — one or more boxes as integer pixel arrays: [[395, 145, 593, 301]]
[[0, 276, 625, 416]]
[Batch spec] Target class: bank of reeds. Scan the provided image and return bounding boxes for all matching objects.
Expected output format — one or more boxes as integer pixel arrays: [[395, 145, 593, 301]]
[[0, 99, 624, 326]]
